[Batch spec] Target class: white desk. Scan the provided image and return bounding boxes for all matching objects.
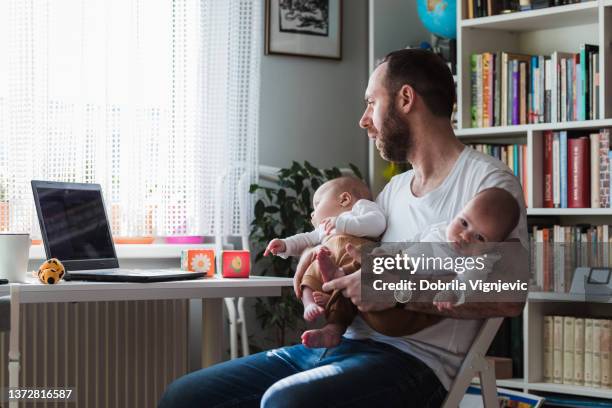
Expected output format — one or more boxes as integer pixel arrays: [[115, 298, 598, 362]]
[[3, 275, 292, 406]]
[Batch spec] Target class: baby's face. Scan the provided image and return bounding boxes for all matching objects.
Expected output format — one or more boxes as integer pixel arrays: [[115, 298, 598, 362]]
[[310, 184, 348, 227], [446, 205, 501, 252]]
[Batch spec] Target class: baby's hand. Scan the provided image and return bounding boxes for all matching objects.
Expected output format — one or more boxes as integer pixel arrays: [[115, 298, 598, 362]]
[[264, 239, 286, 256], [321, 217, 337, 235]]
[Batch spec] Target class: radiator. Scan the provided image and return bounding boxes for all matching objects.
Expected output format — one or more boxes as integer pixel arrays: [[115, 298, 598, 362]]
[[0, 300, 189, 407]]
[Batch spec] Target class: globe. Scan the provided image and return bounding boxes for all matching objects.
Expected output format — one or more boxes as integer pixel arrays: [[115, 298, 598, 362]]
[[416, 0, 457, 40]]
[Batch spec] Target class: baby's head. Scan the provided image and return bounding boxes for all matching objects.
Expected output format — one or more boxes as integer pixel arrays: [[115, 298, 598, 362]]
[[447, 187, 520, 248], [311, 176, 371, 227]]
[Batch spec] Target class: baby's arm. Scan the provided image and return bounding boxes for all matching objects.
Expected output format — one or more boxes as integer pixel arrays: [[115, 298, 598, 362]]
[[274, 229, 322, 258], [334, 200, 386, 238]]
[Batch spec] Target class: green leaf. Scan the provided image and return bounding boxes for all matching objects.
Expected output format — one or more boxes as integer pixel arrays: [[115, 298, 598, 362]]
[[304, 161, 322, 176], [254, 200, 265, 219], [349, 163, 363, 180], [249, 183, 260, 193], [265, 206, 279, 213]]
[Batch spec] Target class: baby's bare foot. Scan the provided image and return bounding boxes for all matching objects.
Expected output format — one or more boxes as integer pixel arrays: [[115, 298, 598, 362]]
[[301, 324, 344, 348], [303, 303, 325, 322], [312, 291, 331, 307], [317, 246, 343, 283]]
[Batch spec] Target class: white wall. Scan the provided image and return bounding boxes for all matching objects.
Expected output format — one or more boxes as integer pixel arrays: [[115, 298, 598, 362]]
[[368, 0, 430, 194], [259, 0, 370, 175]]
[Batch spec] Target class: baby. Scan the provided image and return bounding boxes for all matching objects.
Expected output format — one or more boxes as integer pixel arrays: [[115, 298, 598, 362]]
[[426, 187, 521, 309], [308, 186, 521, 347], [265, 176, 388, 346]]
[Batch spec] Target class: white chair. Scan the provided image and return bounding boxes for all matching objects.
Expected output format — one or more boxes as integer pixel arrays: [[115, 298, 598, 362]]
[[441, 317, 504, 408]]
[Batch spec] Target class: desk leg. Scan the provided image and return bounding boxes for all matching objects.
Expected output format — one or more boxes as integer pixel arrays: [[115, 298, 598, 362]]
[[8, 286, 20, 408], [202, 298, 223, 367]]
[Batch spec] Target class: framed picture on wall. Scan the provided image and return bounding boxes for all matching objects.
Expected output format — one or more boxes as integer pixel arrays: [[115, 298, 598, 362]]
[[265, 0, 342, 60]]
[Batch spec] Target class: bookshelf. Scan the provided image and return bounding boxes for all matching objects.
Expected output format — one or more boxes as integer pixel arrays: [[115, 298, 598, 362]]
[[459, 1, 612, 400]]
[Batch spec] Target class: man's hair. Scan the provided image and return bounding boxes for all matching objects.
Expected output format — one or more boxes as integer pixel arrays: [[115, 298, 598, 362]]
[[325, 176, 372, 201], [379, 49, 455, 118]]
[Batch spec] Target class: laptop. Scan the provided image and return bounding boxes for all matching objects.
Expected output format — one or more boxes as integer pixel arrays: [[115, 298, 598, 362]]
[[31, 180, 205, 282]]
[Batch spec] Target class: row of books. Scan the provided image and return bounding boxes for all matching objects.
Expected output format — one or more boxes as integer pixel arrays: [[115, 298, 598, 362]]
[[543, 129, 611, 208], [530, 224, 612, 292], [467, 0, 589, 19], [470, 45, 600, 128], [468, 143, 528, 204], [543, 316, 611, 388]]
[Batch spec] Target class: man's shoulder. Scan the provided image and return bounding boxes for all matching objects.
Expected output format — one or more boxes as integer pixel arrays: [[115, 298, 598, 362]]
[[461, 147, 513, 175]]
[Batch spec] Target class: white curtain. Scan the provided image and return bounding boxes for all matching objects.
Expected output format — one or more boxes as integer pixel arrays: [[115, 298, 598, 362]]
[[0, 0, 260, 238]]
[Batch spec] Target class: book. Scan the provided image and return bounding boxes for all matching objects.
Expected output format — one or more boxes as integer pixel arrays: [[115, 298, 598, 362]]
[[553, 133, 560, 208], [574, 318, 585, 385], [585, 318, 594, 387], [471, 54, 478, 128], [544, 316, 554, 383], [600, 129, 611, 208], [602, 319, 611, 388], [553, 315, 564, 383], [590, 133, 601, 208], [593, 319, 602, 387], [544, 131, 554, 208], [568, 136, 590, 208], [560, 131, 568, 208], [563, 316, 575, 384], [483, 53, 491, 127]]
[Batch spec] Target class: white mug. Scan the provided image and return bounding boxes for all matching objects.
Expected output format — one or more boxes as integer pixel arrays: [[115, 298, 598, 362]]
[[0, 233, 31, 282]]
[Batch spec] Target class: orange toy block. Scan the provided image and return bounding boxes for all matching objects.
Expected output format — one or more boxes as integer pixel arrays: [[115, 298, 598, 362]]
[[181, 249, 215, 277]]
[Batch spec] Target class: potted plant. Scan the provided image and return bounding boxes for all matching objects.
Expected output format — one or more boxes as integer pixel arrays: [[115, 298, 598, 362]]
[[249, 161, 363, 347]]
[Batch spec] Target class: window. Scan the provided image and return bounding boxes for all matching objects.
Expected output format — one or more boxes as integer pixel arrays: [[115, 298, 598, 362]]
[[0, 0, 260, 238]]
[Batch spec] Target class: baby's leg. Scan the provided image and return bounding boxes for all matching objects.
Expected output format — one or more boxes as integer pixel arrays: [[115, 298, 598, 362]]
[[302, 286, 325, 322], [312, 291, 331, 306], [316, 246, 345, 282], [301, 323, 345, 349]]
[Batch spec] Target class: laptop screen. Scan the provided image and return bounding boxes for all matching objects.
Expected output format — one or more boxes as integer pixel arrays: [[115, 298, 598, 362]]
[[34, 185, 116, 262]]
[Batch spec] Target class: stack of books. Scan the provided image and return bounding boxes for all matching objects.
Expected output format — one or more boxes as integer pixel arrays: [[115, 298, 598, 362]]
[[543, 316, 611, 388], [468, 143, 528, 204], [470, 45, 600, 128], [467, 0, 590, 19], [542, 128, 611, 208], [530, 224, 612, 292]]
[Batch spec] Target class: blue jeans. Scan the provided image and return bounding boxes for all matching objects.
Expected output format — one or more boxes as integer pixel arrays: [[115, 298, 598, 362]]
[[158, 338, 447, 408]]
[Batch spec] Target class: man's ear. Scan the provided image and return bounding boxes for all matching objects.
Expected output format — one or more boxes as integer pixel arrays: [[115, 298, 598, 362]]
[[397, 84, 416, 114], [339, 192, 352, 207]]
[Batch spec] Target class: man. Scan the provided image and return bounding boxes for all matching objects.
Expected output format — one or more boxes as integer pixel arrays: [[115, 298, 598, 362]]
[[159, 49, 527, 408]]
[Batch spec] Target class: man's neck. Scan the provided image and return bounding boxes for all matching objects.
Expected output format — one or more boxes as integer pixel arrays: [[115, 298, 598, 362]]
[[408, 119, 464, 198]]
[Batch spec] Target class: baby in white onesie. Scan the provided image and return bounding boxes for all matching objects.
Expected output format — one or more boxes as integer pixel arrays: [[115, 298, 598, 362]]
[[265, 176, 386, 347], [415, 187, 521, 309]]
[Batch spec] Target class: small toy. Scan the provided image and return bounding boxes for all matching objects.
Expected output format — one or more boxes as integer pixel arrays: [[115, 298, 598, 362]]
[[221, 250, 250, 278], [181, 249, 215, 277], [37, 258, 65, 284]]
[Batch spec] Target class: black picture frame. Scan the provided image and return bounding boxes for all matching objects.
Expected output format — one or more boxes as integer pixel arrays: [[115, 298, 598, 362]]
[[265, 0, 343, 60]]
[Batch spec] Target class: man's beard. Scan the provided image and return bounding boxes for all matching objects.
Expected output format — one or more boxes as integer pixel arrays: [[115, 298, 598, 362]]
[[377, 104, 411, 163]]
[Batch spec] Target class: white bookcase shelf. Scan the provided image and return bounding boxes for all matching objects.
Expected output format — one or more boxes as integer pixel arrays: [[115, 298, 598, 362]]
[[527, 208, 612, 215], [461, 2, 599, 31], [528, 292, 612, 303], [456, 0, 612, 400]]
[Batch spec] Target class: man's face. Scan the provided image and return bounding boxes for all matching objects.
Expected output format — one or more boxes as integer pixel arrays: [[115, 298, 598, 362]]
[[359, 63, 411, 163]]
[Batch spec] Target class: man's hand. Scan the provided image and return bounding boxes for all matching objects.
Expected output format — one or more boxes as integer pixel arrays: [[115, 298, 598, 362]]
[[321, 217, 337, 235], [321, 244, 395, 312], [294, 247, 316, 298], [264, 239, 286, 256]]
